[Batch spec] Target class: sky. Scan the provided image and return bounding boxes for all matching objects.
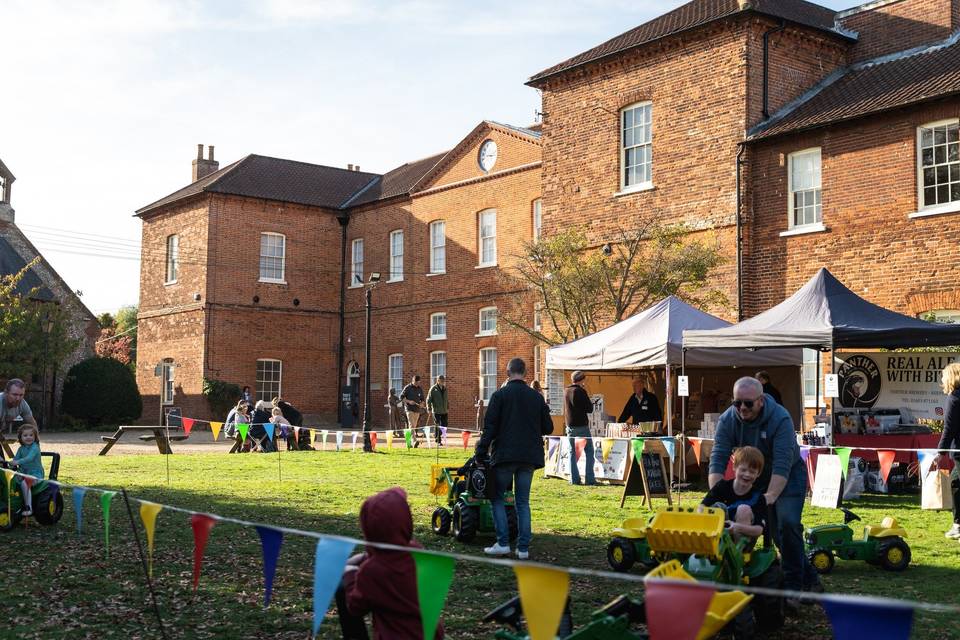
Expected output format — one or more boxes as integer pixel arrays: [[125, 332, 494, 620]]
[[1, 0, 854, 315]]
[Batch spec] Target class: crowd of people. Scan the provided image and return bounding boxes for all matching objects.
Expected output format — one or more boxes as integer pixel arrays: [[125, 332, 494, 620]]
[[223, 390, 308, 453]]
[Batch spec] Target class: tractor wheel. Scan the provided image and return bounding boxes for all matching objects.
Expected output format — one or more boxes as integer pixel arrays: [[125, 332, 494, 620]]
[[431, 507, 451, 536], [808, 548, 835, 575], [452, 503, 478, 542], [606, 537, 637, 573], [730, 606, 757, 640], [878, 538, 911, 572], [32, 488, 64, 526], [0, 508, 20, 532], [751, 560, 785, 632], [506, 505, 519, 542]]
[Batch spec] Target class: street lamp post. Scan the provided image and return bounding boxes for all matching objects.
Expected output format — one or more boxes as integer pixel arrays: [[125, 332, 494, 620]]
[[361, 273, 381, 452], [40, 312, 54, 428]]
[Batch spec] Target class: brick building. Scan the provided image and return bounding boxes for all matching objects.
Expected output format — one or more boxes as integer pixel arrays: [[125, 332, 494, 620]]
[[135, 125, 541, 427], [529, 0, 960, 414]]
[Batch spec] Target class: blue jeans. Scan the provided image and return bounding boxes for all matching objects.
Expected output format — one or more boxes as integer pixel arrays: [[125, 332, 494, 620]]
[[768, 467, 820, 590], [566, 426, 595, 485], [491, 464, 534, 551]]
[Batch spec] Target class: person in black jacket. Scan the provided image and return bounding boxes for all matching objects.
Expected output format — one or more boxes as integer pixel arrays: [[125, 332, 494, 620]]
[[938, 363, 960, 539], [755, 371, 783, 406], [564, 370, 596, 486], [475, 357, 553, 560], [273, 396, 310, 449], [617, 376, 663, 427], [249, 400, 276, 453]]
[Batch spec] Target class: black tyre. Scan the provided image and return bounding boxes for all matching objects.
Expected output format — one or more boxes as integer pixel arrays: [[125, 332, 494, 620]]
[[431, 507, 451, 536], [751, 561, 785, 632], [606, 537, 637, 572], [808, 548, 835, 575], [731, 606, 757, 640], [452, 502, 479, 542], [878, 537, 911, 571], [506, 505, 519, 542], [0, 507, 20, 532], [32, 488, 64, 526]]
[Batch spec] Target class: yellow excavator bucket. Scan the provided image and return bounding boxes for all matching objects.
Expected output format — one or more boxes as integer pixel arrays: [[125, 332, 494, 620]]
[[645, 560, 753, 640], [429, 464, 450, 497], [645, 507, 725, 557]]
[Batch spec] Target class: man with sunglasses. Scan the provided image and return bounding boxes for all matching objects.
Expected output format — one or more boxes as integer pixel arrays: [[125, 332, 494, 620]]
[[708, 377, 821, 608]]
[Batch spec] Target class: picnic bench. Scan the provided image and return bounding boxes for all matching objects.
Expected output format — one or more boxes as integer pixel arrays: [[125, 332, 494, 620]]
[[99, 425, 188, 455], [0, 434, 14, 458]]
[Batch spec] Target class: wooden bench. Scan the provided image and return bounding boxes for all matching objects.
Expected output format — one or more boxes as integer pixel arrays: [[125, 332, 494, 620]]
[[0, 435, 15, 458], [99, 425, 187, 455]]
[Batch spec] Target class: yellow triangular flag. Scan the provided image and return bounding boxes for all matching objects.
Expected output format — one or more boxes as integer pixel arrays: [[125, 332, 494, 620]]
[[386, 430, 394, 450], [4, 469, 14, 524], [209, 422, 223, 441], [514, 565, 570, 640], [311, 429, 318, 446], [139, 501, 163, 577], [601, 438, 615, 463]]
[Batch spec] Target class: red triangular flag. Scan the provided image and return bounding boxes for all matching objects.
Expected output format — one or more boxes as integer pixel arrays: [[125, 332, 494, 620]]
[[574, 438, 587, 462], [878, 450, 897, 484], [723, 455, 735, 480], [462, 430, 471, 449], [370, 432, 377, 449], [22, 476, 35, 489], [645, 580, 714, 640], [691, 438, 702, 465], [191, 514, 216, 591], [182, 417, 195, 436]]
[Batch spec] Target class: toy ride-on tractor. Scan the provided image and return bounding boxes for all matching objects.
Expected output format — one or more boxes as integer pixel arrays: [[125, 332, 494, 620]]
[[806, 507, 911, 574], [430, 456, 517, 543], [0, 452, 65, 531]]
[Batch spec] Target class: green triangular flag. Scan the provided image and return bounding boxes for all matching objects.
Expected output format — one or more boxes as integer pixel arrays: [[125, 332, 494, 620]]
[[404, 428, 413, 449], [414, 551, 454, 640], [101, 491, 117, 559], [632, 438, 645, 464], [237, 423, 249, 442], [835, 447, 853, 478]]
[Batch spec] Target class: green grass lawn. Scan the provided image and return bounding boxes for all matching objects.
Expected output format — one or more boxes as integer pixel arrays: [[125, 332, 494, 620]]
[[4, 448, 960, 639]]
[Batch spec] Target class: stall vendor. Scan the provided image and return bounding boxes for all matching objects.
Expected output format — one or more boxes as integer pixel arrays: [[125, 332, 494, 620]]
[[618, 376, 663, 425]]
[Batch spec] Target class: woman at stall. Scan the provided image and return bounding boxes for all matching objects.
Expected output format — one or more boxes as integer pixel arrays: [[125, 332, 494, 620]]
[[939, 362, 960, 539]]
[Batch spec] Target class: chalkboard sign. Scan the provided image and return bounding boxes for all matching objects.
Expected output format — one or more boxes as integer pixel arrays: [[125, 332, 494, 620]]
[[620, 451, 672, 508], [165, 407, 182, 429]]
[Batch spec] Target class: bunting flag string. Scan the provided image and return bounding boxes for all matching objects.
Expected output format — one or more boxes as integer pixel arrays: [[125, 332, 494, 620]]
[[425, 426, 434, 449], [237, 423, 250, 442], [514, 565, 570, 640], [256, 526, 284, 607], [404, 428, 413, 449], [690, 438, 702, 465], [73, 487, 86, 535], [101, 491, 117, 558], [822, 598, 914, 640], [439, 426, 447, 446], [386, 430, 394, 450], [370, 432, 378, 450], [660, 438, 676, 464], [139, 501, 163, 577], [321, 430, 329, 451], [351, 431, 359, 450], [414, 552, 455, 640], [461, 430, 471, 450], [313, 537, 355, 638], [190, 514, 216, 591], [878, 450, 897, 484], [209, 421, 223, 441], [574, 438, 587, 462], [644, 580, 714, 640], [264, 423, 276, 442], [632, 438, 645, 464], [181, 417, 195, 436], [836, 447, 853, 478], [918, 449, 938, 480]]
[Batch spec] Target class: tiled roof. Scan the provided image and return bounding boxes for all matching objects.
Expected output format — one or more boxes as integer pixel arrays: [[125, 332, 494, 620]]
[[0, 235, 54, 302], [136, 155, 379, 215], [749, 32, 960, 141], [527, 0, 851, 85], [345, 151, 448, 207]]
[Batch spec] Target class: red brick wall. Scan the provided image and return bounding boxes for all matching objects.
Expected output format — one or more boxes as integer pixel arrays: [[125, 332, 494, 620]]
[[138, 198, 210, 314], [136, 309, 207, 424], [838, 0, 957, 62], [745, 99, 960, 317]]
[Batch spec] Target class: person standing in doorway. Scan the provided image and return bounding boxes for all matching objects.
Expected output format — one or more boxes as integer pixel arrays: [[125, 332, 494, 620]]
[[427, 376, 448, 446], [564, 371, 595, 486]]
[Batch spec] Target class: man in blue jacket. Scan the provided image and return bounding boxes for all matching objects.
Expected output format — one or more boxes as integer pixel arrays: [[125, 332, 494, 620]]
[[708, 377, 821, 605]]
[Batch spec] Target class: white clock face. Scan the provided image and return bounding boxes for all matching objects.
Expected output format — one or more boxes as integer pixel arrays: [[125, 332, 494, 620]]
[[478, 140, 498, 172]]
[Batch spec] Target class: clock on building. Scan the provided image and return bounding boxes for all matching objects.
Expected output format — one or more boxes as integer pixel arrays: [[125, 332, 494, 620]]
[[478, 139, 498, 172]]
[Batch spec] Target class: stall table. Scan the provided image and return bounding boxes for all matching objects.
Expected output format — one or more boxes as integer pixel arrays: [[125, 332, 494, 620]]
[[832, 434, 941, 465]]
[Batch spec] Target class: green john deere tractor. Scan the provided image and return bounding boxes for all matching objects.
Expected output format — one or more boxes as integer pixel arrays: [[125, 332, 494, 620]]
[[806, 507, 911, 574], [1, 452, 65, 531], [430, 457, 517, 543]]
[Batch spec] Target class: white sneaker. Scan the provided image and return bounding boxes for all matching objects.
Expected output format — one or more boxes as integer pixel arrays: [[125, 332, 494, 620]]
[[946, 524, 960, 539], [484, 543, 512, 556], [516, 550, 529, 560]]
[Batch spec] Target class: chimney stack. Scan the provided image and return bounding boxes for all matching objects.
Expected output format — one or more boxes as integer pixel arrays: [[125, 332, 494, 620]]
[[355, 165, 360, 172], [192, 144, 220, 182], [347, 164, 354, 171]]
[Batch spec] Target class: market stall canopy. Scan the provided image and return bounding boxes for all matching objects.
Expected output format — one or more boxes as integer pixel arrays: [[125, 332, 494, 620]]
[[682, 268, 960, 350], [546, 296, 799, 369]]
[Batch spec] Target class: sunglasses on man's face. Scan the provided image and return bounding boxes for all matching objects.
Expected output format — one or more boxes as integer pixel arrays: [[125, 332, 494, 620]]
[[733, 399, 758, 409]]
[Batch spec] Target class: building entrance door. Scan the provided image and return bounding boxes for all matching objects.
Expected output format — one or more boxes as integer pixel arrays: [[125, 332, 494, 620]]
[[342, 362, 361, 427]]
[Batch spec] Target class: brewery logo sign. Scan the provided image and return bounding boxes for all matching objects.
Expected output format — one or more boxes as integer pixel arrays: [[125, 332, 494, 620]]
[[837, 352, 960, 419], [838, 354, 882, 408]]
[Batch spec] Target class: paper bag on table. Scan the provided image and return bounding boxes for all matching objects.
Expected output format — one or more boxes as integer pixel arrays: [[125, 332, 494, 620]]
[[921, 468, 954, 511]]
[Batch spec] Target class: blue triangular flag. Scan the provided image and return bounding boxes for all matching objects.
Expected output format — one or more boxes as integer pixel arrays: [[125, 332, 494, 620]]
[[918, 449, 938, 480], [822, 598, 913, 640], [312, 537, 355, 636], [73, 487, 87, 535], [660, 437, 675, 463], [263, 423, 275, 442], [255, 526, 284, 606], [335, 431, 343, 451]]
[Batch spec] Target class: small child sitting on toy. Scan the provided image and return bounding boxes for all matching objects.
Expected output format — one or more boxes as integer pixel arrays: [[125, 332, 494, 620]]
[[7, 424, 43, 517], [700, 445, 767, 541], [337, 487, 445, 639]]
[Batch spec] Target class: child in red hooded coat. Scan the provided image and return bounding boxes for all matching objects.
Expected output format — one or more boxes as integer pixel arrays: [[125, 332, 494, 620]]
[[337, 487, 445, 640]]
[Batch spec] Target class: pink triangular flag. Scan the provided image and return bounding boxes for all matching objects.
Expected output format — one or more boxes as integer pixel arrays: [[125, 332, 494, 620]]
[[461, 430, 471, 449], [878, 450, 897, 484], [690, 438, 702, 465], [645, 580, 714, 640], [574, 438, 587, 462], [182, 417, 195, 436]]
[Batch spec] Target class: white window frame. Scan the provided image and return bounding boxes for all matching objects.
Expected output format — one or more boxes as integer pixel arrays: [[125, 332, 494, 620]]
[[429, 312, 447, 340], [479, 348, 497, 404], [429, 220, 446, 274], [924, 309, 960, 324], [258, 232, 286, 283], [802, 349, 824, 409], [165, 234, 179, 284], [478, 306, 498, 336], [256, 358, 282, 403], [388, 229, 404, 282], [547, 368, 564, 416], [534, 306, 542, 332], [619, 101, 653, 192], [430, 351, 447, 382], [532, 199, 542, 241], [534, 344, 542, 384], [915, 119, 960, 216], [350, 238, 364, 288], [161, 358, 175, 405], [787, 148, 823, 230], [478, 209, 497, 267], [388, 353, 404, 394]]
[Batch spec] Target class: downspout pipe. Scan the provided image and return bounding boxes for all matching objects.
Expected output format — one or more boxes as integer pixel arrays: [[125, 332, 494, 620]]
[[735, 142, 746, 321], [762, 20, 786, 120], [336, 214, 349, 425]]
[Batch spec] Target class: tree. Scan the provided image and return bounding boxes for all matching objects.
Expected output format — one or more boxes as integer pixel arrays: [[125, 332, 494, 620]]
[[115, 304, 138, 364], [0, 258, 79, 380], [61, 357, 142, 426], [499, 219, 728, 345], [95, 304, 137, 366]]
